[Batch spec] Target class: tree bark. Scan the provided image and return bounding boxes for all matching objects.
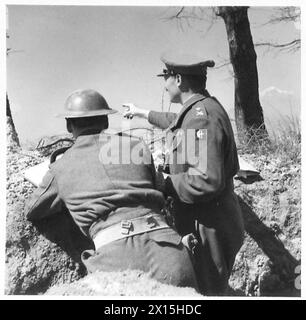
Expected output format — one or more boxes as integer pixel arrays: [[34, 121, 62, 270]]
[[7, 93, 20, 151], [216, 7, 268, 142]]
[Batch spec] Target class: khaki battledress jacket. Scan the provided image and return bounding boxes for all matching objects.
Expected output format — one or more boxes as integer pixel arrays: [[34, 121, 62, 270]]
[[148, 93, 245, 294], [25, 131, 198, 288]]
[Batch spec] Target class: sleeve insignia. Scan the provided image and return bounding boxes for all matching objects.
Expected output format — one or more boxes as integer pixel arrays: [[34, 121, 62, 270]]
[[196, 129, 207, 140]]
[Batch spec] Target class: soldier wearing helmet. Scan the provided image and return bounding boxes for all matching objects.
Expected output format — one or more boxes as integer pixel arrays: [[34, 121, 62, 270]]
[[123, 51, 245, 295], [25, 89, 199, 289]]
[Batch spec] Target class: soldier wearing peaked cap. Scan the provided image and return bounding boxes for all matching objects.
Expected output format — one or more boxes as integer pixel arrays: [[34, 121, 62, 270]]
[[123, 52, 245, 295], [25, 89, 199, 290]]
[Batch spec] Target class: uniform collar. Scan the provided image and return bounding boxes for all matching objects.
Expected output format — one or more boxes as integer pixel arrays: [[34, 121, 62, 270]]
[[169, 92, 209, 130], [79, 128, 103, 136], [183, 93, 205, 108], [74, 129, 103, 145]]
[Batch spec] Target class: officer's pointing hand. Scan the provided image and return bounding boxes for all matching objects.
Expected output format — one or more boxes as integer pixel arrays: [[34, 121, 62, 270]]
[[122, 103, 149, 120], [122, 103, 136, 119]]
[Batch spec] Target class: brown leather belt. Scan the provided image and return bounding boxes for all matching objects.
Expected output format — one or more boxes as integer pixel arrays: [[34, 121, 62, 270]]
[[93, 213, 170, 250]]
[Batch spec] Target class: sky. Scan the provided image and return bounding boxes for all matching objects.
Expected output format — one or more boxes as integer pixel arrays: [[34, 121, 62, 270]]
[[6, 4, 301, 145]]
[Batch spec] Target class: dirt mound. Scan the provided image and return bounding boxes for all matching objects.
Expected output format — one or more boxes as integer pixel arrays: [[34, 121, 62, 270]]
[[229, 153, 301, 296], [6, 150, 91, 294], [46, 270, 201, 296], [6, 145, 301, 296]]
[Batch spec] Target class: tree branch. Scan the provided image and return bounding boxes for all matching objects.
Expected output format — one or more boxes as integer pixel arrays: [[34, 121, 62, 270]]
[[255, 39, 300, 52], [162, 6, 217, 35], [175, 6, 185, 18], [261, 6, 300, 26], [214, 60, 231, 69], [36, 138, 74, 150]]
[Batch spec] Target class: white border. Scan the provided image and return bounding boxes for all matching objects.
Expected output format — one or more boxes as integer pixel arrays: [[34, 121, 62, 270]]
[[1, 0, 304, 300]]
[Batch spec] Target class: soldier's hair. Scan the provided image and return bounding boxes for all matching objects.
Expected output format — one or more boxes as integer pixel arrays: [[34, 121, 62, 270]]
[[181, 74, 207, 94], [67, 115, 109, 131]]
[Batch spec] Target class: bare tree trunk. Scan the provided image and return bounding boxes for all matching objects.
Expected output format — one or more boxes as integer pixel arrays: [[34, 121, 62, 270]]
[[216, 6, 268, 142], [7, 93, 20, 151]]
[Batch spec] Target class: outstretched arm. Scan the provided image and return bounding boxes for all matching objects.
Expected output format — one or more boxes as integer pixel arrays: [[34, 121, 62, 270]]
[[148, 110, 177, 130], [122, 103, 177, 130]]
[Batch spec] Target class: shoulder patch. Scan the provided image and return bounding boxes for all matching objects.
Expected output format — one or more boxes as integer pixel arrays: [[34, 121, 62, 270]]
[[196, 129, 207, 140], [191, 101, 208, 118]]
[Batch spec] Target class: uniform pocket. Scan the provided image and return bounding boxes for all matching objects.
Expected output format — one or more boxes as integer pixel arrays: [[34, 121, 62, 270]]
[[148, 228, 182, 246]]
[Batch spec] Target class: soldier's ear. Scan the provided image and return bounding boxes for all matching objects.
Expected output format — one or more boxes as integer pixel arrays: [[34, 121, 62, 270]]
[[176, 74, 182, 87], [66, 118, 73, 133]]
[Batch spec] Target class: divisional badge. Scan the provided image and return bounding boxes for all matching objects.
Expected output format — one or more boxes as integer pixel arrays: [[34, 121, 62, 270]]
[[196, 129, 206, 140]]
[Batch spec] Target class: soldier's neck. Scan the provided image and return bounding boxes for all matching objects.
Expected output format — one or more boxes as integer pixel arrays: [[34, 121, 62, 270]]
[[180, 92, 198, 105], [73, 127, 106, 138]]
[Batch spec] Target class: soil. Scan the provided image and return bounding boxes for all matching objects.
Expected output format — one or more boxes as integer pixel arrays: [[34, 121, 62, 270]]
[[229, 153, 301, 296], [5, 142, 301, 296], [46, 270, 201, 296]]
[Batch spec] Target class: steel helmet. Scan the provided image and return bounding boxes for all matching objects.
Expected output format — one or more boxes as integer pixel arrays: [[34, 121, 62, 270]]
[[57, 89, 117, 118]]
